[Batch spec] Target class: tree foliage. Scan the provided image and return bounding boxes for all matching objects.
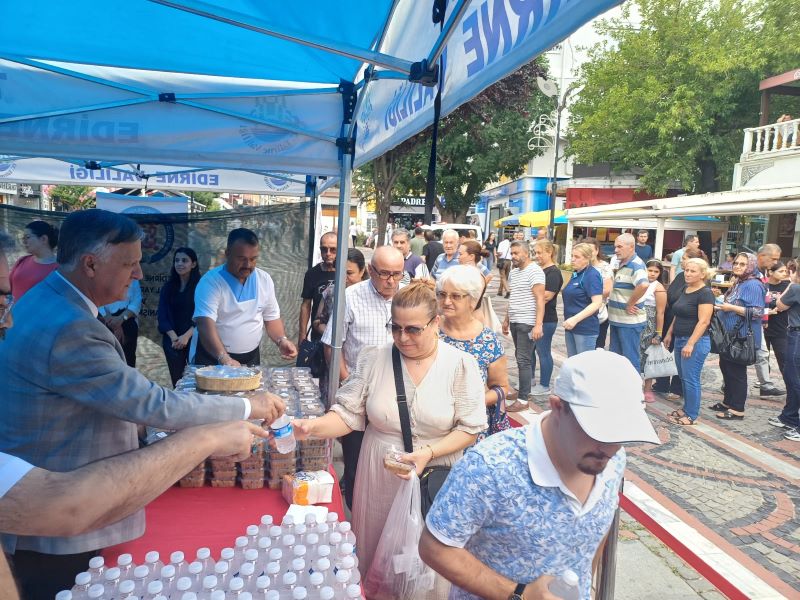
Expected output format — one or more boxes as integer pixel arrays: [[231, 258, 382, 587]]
[[568, 0, 800, 195], [47, 185, 96, 211]]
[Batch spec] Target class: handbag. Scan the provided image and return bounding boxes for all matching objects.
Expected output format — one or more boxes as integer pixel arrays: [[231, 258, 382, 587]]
[[296, 326, 325, 377], [643, 344, 678, 379], [391, 345, 450, 519], [708, 312, 727, 354], [719, 308, 757, 366], [486, 385, 511, 436]]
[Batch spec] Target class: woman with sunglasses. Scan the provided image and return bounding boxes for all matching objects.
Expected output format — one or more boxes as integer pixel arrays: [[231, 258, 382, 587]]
[[712, 252, 766, 420], [293, 280, 486, 597], [437, 265, 510, 441]]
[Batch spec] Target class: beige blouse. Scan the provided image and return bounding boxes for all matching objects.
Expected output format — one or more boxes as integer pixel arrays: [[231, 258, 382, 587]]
[[330, 342, 487, 447]]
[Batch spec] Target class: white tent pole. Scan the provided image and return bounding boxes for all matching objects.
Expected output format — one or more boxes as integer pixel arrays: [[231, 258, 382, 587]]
[[565, 220, 574, 263], [654, 218, 666, 260], [327, 151, 353, 407]]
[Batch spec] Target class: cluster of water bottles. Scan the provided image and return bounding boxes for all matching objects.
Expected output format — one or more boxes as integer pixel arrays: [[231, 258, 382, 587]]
[[58, 511, 362, 600]]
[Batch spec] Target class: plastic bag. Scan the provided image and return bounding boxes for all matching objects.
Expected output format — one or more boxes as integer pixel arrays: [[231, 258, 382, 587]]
[[363, 472, 435, 599], [644, 344, 678, 379]]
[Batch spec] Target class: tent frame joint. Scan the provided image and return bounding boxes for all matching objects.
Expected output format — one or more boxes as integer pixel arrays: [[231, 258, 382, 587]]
[[409, 59, 439, 87], [338, 80, 358, 124], [336, 135, 356, 157], [158, 92, 177, 103]]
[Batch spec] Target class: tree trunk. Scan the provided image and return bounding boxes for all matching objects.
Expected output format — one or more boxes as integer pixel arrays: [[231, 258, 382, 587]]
[[441, 208, 469, 223], [373, 152, 400, 247], [698, 151, 719, 193]]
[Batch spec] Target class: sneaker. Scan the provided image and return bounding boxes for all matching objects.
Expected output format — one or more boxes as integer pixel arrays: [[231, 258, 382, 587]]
[[752, 381, 762, 388], [530, 384, 551, 396], [784, 428, 800, 441], [760, 386, 785, 397], [505, 292, 510, 299], [768, 416, 792, 429], [506, 398, 529, 413]]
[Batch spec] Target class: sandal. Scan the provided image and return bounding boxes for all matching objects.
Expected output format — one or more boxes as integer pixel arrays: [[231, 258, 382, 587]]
[[668, 409, 686, 419], [716, 409, 744, 420], [709, 402, 729, 411], [672, 415, 696, 425], [665, 393, 682, 401]]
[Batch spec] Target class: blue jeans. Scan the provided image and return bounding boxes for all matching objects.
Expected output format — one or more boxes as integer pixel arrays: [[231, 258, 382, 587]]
[[610, 323, 645, 371], [780, 330, 800, 428], [510, 322, 535, 398], [531, 321, 558, 387], [674, 335, 710, 421], [565, 330, 597, 357]]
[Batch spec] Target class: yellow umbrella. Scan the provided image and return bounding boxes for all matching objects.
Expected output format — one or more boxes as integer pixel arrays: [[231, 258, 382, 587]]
[[518, 209, 565, 228]]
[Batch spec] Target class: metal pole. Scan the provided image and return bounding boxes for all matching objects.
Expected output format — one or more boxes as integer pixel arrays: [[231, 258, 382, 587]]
[[597, 479, 623, 599], [548, 98, 562, 240], [307, 177, 318, 271], [327, 152, 353, 407]]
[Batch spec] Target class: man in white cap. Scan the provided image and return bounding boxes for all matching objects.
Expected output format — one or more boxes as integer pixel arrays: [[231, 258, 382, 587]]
[[420, 350, 660, 600]]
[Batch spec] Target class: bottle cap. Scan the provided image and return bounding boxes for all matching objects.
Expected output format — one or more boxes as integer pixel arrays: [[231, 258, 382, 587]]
[[145, 551, 160, 564], [87, 584, 105, 599], [133, 565, 150, 579], [176, 577, 193, 592], [244, 548, 259, 562], [266, 561, 280, 576], [210, 591, 226, 600], [346, 584, 361, 598], [340, 543, 354, 555], [326, 512, 339, 523], [258, 536, 271, 550], [562, 569, 579, 586], [117, 553, 133, 567], [104, 567, 121, 582], [317, 545, 331, 558], [315, 558, 331, 572], [256, 575, 270, 590], [181, 594, 198, 600], [214, 561, 229, 574], [260, 515, 273, 526], [147, 581, 164, 595], [246, 524, 259, 536], [328, 532, 342, 545], [336, 570, 350, 584], [309, 572, 324, 586], [293, 544, 307, 557], [294, 524, 307, 536], [170, 551, 185, 564], [118, 581, 135, 595], [239, 562, 255, 577], [202, 575, 218, 590], [270, 525, 283, 538], [88, 556, 105, 570], [292, 588, 308, 600], [188, 561, 203, 575], [341, 555, 355, 570], [282, 572, 297, 585], [240, 594, 253, 600], [235, 535, 249, 549], [282, 515, 294, 526], [338, 522, 352, 533], [196, 547, 211, 560], [55, 592, 73, 600], [266, 592, 280, 600], [319, 588, 334, 600], [160, 565, 176, 579], [282, 535, 296, 547], [74, 572, 92, 586], [317, 523, 330, 536], [305, 534, 319, 546], [292, 558, 305, 572], [269, 549, 282, 561], [228, 577, 245, 591], [305, 514, 317, 526], [220, 548, 235, 560]]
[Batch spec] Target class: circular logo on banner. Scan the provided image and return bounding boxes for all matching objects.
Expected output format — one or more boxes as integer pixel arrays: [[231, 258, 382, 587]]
[[0, 157, 17, 178], [240, 97, 300, 156], [264, 176, 291, 192], [132, 219, 175, 265]]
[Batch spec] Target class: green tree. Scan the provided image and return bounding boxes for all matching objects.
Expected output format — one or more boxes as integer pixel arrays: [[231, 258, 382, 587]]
[[48, 185, 96, 211], [404, 59, 550, 222], [568, 0, 798, 195], [179, 191, 216, 208]]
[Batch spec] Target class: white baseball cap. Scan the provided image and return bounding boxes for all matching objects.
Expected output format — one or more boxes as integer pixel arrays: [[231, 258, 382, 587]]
[[553, 349, 660, 444]]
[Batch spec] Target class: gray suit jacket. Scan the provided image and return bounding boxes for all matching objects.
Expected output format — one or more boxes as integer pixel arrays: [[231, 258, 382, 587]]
[[0, 272, 248, 554]]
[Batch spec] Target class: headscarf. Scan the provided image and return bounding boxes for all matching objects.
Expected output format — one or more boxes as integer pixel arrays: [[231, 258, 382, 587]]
[[725, 252, 760, 301]]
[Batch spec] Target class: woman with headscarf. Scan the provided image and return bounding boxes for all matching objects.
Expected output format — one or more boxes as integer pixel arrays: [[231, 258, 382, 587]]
[[711, 252, 765, 420]]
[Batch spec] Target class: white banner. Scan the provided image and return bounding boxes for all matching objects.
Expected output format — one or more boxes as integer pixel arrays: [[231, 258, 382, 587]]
[[96, 191, 190, 214]]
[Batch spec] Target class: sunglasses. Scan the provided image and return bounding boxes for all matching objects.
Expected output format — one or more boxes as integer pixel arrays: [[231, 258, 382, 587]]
[[387, 316, 435, 336], [436, 291, 470, 302], [320, 246, 337, 253]]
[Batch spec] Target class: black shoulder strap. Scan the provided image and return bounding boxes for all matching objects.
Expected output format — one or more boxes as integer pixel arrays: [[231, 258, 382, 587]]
[[392, 345, 414, 453]]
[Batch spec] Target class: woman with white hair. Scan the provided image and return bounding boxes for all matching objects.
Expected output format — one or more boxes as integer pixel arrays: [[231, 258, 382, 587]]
[[437, 265, 511, 439]]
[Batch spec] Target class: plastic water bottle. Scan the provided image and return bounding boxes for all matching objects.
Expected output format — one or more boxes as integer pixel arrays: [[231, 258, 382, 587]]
[[318, 587, 333, 600], [196, 547, 213, 573], [72, 572, 92, 598], [292, 588, 307, 600], [220, 548, 235, 569], [145, 551, 165, 576], [104, 567, 122, 593], [281, 572, 298, 600], [214, 561, 231, 588], [316, 524, 329, 546], [259, 515, 274, 537], [88, 556, 106, 583], [228, 577, 245, 598], [548, 570, 580, 600], [117, 554, 135, 579], [187, 562, 204, 591], [254, 576, 270, 598], [174, 577, 193, 597], [337, 523, 355, 547], [234, 536, 250, 568], [246, 524, 260, 547], [307, 572, 324, 598], [265, 561, 280, 586], [326, 533, 341, 556], [271, 414, 296, 454], [243, 548, 259, 571], [313, 558, 331, 587], [269, 549, 283, 571], [281, 515, 295, 535], [291, 558, 306, 585], [132, 565, 151, 596], [170, 551, 187, 579], [55, 591, 73, 600], [344, 584, 360, 599], [304, 514, 318, 532], [333, 570, 349, 596], [304, 534, 319, 552], [87, 584, 105, 600], [282, 535, 296, 555], [239, 562, 256, 589], [160, 565, 177, 596], [181, 593, 198, 600], [270, 525, 284, 547], [210, 590, 226, 600], [145, 580, 164, 600], [239, 593, 253, 600], [118, 580, 136, 599], [265, 591, 279, 600], [201, 575, 219, 600], [325, 513, 339, 532]]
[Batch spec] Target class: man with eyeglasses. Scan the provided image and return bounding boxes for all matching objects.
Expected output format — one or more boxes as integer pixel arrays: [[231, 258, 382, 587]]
[[298, 232, 338, 347], [391, 227, 430, 285], [321, 245, 405, 508]]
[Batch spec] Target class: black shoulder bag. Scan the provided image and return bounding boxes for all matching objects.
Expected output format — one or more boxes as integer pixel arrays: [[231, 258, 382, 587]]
[[391, 345, 450, 518]]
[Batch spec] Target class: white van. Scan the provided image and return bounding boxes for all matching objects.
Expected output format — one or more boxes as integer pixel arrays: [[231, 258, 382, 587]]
[[421, 223, 484, 241]]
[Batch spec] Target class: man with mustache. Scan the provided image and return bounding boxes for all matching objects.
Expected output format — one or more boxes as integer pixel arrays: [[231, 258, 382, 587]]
[[420, 350, 660, 600], [193, 227, 297, 366]]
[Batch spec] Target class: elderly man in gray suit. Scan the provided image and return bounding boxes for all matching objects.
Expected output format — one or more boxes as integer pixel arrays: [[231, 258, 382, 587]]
[[0, 210, 285, 599]]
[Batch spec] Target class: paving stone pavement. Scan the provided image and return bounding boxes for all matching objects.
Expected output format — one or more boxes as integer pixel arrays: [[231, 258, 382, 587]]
[[133, 253, 800, 597]]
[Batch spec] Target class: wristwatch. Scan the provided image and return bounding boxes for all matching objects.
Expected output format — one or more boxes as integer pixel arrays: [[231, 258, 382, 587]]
[[275, 335, 289, 345], [508, 583, 526, 600]]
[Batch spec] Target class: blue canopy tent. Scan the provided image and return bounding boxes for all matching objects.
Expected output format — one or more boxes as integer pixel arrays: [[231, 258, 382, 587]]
[[0, 0, 622, 402]]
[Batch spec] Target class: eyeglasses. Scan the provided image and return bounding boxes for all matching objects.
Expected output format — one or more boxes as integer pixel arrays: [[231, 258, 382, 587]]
[[370, 265, 404, 280], [436, 291, 470, 302], [733, 261, 749, 267], [387, 316, 435, 336], [320, 246, 337, 254]]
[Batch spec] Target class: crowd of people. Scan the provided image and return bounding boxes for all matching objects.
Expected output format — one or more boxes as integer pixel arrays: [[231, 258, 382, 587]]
[[1, 210, 796, 599]]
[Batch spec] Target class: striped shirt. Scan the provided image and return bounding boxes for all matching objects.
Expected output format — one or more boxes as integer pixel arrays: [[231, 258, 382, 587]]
[[507, 262, 546, 325], [608, 255, 648, 327], [320, 279, 396, 370], [431, 252, 460, 280]]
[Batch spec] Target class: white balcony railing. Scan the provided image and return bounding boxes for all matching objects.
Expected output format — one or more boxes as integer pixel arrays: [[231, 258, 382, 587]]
[[742, 118, 800, 158]]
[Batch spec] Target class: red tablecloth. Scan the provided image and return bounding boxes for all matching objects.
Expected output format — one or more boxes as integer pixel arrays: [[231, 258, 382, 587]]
[[103, 468, 345, 564]]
